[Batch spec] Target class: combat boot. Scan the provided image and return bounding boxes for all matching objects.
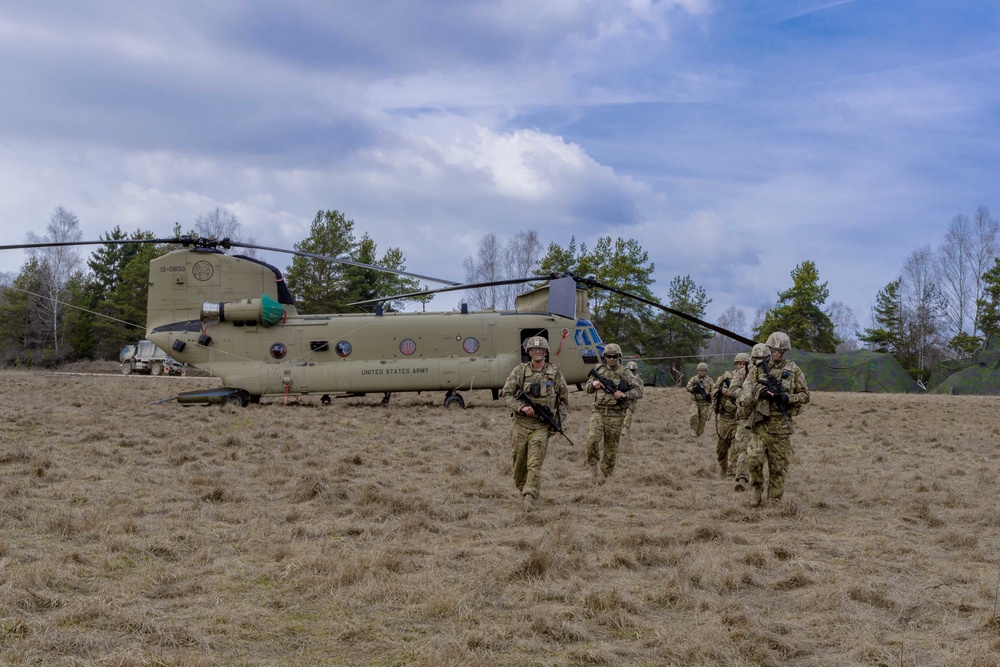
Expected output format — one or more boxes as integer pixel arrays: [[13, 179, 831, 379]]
[[523, 495, 535, 511], [719, 461, 728, 479], [584, 463, 599, 479], [750, 486, 763, 507], [734, 476, 748, 493]]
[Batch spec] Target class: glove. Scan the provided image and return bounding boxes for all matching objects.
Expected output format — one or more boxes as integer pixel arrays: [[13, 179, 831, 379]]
[[776, 392, 790, 407]]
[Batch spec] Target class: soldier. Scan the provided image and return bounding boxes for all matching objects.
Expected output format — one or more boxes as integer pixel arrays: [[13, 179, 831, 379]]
[[621, 360, 643, 439], [730, 344, 768, 491], [739, 332, 810, 507], [584, 344, 643, 479], [711, 352, 750, 478], [685, 362, 714, 437], [500, 336, 569, 511]]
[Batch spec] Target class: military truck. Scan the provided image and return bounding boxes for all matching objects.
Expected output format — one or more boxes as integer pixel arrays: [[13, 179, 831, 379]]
[[120, 340, 185, 376]]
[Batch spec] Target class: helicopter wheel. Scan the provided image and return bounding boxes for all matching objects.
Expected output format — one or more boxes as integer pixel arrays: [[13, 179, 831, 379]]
[[443, 393, 465, 409], [321, 394, 331, 406], [224, 391, 249, 408]]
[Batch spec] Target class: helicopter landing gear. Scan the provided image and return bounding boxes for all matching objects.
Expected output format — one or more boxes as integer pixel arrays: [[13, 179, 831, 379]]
[[443, 392, 465, 409], [321, 394, 331, 405], [224, 390, 250, 407], [381, 392, 391, 405]]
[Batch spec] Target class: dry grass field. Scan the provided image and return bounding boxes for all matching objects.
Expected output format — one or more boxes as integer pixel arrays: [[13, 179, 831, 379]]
[[2, 364, 1000, 666]]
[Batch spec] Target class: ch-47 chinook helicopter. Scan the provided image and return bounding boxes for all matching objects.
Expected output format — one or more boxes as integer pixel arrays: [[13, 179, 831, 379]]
[[2, 235, 754, 408]]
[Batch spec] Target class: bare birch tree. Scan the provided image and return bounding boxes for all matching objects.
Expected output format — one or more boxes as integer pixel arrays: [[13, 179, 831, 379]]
[[828, 301, 860, 353], [970, 206, 998, 335], [463, 231, 543, 310], [901, 245, 945, 370], [751, 302, 772, 336], [937, 213, 972, 341], [701, 306, 749, 358], [26, 207, 82, 354], [194, 207, 258, 258]]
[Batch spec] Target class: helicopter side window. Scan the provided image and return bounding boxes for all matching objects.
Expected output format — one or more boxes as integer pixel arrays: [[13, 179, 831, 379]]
[[269, 343, 287, 360], [399, 339, 416, 356], [463, 337, 479, 354], [335, 341, 352, 357]]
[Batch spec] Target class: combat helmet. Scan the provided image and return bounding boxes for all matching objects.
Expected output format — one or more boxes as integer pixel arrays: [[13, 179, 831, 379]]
[[751, 343, 768, 360], [603, 343, 622, 357], [734, 352, 751, 365], [524, 336, 549, 351], [697, 362, 708, 371], [765, 331, 791, 352], [626, 361, 639, 372]]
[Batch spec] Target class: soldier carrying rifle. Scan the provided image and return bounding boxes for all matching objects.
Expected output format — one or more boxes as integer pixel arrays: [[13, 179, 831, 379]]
[[686, 362, 714, 438], [501, 336, 569, 511], [583, 343, 643, 480], [737, 332, 810, 508]]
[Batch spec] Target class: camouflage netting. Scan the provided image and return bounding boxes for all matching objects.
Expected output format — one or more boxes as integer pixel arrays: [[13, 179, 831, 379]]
[[929, 336, 1000, 395], [930, 363, 1000, 395], [681, 349, 921, 394], [625, 357, 677, 387]]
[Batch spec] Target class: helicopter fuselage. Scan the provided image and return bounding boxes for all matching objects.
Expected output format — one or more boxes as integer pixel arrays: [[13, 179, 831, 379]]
[[145, 248, 605, 402]]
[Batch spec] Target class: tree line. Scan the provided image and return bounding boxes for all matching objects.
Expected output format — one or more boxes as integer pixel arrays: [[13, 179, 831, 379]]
[[2, 204, 996, 383], [860, 206, 999, 379]]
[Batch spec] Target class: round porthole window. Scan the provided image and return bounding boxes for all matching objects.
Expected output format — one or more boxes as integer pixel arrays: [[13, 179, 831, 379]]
[[335, 341, 352, 357], [400, 339, 416, 355], [269, 343, 287, 359], [463, 337, 479, 354]]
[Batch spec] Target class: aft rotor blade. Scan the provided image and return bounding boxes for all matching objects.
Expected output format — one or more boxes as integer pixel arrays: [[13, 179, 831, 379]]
[[577, 276, 756, 347], [348, 274, 554, 306]]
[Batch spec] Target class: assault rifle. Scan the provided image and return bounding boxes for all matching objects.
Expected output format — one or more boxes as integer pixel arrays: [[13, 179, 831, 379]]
[[515, 391, 575, 446], [691, 381, 712, 403], [713, 378, 730, 414], [756, 359, 793, 432], [588, 368, 631, 408]]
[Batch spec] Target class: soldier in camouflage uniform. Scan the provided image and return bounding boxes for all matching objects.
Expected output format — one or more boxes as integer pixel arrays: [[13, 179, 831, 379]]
[[621, 360, 643, 439], [584, 344, 643, 479], [711, 352, 750, 478], [730, 344, 768, 492], [738, 332, 810, 507], [685, 362, 713, 437], [501, 336, 569, 511]]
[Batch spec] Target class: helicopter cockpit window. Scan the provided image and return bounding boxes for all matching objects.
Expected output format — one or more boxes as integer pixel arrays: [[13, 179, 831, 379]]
[[399, 339, 416, 356], [269, 342, 287, 360], [463, 337, 479, 354], [588, 326, 603, 344], [575, 328, 592, 346], [335, 341, 352, 357]]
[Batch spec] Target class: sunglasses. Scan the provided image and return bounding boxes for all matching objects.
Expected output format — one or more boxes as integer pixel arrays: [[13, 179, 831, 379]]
[[605, 354, 620, 358]]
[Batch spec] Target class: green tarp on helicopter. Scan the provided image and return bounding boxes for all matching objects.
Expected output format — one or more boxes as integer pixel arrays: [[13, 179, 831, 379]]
[[680, 349, 921, 393]]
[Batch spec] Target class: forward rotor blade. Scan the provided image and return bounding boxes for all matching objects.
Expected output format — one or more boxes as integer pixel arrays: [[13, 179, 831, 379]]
[[576, 275, 756, 347], [348, 274, 555, 306], [220, 241, 460, 286], [0, 238, 177, 251], [0, 236, 460, 286]]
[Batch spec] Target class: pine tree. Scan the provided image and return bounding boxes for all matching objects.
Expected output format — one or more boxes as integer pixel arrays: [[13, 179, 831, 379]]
[[754, 260, 837, 353], [860, 279, 904, 353]]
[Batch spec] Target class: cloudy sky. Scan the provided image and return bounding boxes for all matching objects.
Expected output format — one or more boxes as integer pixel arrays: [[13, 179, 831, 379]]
[[1, 1, 997, 334]]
